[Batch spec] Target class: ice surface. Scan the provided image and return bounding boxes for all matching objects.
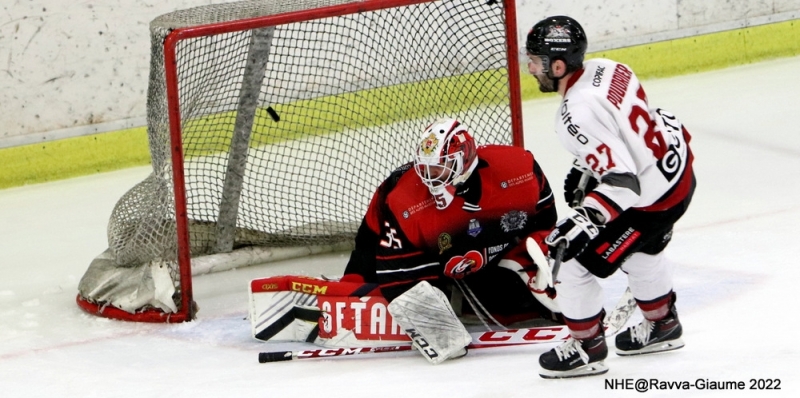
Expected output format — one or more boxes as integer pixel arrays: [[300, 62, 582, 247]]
[[2, 57, 799, 397]]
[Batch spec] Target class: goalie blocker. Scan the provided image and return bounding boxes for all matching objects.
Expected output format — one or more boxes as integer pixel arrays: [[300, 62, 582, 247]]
[[249, 275, 562, 359]]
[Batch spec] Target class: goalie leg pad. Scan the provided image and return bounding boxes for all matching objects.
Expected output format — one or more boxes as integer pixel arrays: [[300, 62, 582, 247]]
[[387, 281, 472, 365]]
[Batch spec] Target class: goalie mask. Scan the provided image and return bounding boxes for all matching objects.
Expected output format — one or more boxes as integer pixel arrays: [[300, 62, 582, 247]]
[[414, 118, 478, 210]]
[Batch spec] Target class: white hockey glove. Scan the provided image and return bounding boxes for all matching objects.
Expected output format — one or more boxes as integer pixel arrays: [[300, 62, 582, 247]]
[[387, 281, 471, 364], [545, 207, 604, 262]]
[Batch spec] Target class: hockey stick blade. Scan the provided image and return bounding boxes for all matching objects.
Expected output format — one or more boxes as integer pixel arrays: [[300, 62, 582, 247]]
[[603, 286, 635, 336]]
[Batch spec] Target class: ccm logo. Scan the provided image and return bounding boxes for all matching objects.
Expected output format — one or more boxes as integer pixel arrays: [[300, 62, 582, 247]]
[[291, 282, 328, 294], [260, 283, 279, 291], [407, 329, 439, 359]]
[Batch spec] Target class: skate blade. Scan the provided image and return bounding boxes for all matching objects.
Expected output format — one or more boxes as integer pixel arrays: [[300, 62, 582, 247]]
[[539, 362, 609, 379], [615, 338, 685, 356]]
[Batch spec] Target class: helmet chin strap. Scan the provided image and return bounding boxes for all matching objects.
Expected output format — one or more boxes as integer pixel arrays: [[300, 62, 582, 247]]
[[538, 70, 562, 93]]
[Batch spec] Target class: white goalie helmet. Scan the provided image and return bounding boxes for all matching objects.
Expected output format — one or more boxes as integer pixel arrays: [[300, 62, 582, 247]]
[[414, 118, 478, 208]]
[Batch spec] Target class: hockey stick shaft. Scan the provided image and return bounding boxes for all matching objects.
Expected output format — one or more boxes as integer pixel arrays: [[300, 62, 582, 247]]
[[259, 345, 414, 362], [258, 326, 567, 363], [552, 170, 593, 280], [571, 171, 592, 208]]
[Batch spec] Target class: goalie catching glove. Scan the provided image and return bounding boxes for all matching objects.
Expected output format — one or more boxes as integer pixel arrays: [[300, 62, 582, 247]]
[[545, 207, 604, 262]]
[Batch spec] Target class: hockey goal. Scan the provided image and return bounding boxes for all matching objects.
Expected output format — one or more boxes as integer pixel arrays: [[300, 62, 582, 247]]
[[77, 0, 524, 322]]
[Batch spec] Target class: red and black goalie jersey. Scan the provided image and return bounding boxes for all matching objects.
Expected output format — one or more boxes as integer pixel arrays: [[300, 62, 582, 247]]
[[343, 145, 557, 301]]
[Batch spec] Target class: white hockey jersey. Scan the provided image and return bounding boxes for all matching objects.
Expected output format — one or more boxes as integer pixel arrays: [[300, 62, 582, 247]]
[[554, 58, 694, 223]]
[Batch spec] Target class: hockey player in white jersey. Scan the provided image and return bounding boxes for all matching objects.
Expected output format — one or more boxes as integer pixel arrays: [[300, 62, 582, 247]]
[[525, 16, 696, 378]]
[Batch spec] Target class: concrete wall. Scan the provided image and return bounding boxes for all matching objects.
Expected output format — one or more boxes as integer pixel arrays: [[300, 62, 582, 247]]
[[1, 0, 798, 148], [516, 0, 800, 51], [0, 0, 239, 148]]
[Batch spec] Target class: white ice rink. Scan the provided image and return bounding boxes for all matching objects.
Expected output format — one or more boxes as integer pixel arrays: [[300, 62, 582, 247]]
[[2, 56, 800, 397]]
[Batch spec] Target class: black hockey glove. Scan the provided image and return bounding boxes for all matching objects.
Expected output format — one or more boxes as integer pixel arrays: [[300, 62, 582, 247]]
[[563, 167, 598, 207], [545, 207, 604, 262]]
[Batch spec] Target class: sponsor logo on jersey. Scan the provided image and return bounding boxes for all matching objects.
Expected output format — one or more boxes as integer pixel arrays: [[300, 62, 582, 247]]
[[592, 65, 606, 87], [487, 243, 508, 255], [657, 145, 682, 181], [503, 172, 535, 188], [467, 218, 482, 237], [486, 243, 508, 263], [438, 233, 452, 254], [560, 100, 589, 145], [500, 210, 528, 232], [406, 197, 436, 217]]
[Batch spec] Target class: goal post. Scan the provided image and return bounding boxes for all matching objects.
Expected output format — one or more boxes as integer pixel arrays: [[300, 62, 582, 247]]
[[77, 0, 524, 323]]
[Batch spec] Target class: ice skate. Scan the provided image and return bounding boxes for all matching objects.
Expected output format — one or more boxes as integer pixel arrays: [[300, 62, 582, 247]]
[[616, 297, 684, 356], [539, 333, 608, 379]]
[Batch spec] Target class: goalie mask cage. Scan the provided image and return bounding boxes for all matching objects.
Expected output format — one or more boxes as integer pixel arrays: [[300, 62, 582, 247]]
[[76, 0, 523, 322]]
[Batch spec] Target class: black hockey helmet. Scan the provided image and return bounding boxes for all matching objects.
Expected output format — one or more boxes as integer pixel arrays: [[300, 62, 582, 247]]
[[526, 16, 587, 73]]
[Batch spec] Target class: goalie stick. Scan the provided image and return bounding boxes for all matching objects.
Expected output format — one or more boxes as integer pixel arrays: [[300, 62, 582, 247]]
[[257, 288, 635, 363], [526, 233, 636, 336]]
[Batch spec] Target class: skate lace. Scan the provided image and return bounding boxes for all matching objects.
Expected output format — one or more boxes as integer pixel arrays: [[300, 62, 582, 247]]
[[555, 337, 589, 364], [630, 319, 655, 344]]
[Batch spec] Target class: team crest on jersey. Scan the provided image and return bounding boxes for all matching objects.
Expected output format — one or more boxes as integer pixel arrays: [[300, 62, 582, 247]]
[[438, 233, 452, 254], [467, 219, 482, 237], [500, 210, 528, 232], [420, 133, 439, 155]]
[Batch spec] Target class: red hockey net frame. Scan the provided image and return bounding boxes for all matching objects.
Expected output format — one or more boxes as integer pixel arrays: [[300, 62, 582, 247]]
[[77, 0, 523, 323]]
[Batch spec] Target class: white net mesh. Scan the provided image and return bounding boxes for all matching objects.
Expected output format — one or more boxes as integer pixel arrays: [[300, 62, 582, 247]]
[[79, 0, 519, 318]]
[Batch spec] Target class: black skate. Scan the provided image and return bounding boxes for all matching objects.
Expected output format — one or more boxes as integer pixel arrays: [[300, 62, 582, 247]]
[[615, 297, 684, 356], [539, 333, 609, 379]]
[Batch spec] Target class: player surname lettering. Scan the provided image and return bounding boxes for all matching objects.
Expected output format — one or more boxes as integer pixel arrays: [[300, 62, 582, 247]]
[[606, 64, 633, 109]]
